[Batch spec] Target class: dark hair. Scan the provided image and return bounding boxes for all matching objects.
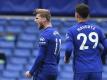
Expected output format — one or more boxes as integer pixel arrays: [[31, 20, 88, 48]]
[[33, 9, 51, 21], [76, 3, 89, 19]]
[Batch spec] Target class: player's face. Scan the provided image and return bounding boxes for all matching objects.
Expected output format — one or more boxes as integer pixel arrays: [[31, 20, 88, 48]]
[[34, 14, 45, 30]]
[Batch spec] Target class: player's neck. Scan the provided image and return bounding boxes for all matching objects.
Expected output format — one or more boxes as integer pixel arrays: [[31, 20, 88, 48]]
[[44, 22, 52, 29], [78, 18, 88, 23]]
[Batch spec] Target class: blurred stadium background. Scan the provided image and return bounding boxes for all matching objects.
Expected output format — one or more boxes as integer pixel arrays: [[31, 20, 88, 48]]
[[0, 0, 107, 80]]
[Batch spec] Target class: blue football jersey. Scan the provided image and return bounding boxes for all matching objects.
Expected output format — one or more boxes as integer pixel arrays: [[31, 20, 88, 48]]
[[65, 21, 107, 73], [30, 27, 61, 75]]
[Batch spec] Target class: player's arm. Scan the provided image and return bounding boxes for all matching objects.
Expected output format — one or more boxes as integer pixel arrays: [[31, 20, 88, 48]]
[[64, 31, 74, 63], [26, 35, 47, 77], [30, 44, 46, 75], [99, 29, 107, 55], [101, 39, 107, 55]]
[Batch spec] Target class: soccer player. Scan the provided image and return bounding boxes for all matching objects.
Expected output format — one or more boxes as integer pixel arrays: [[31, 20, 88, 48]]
[[64, 3, 107, 80], [25, 9, 61, 80]]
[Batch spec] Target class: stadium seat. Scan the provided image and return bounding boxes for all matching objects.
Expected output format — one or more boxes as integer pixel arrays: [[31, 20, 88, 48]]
[[19, 78, 30, 80], [14, 49, 31, 57], [0, 26, 5, 32], [0, 40, 15, 48], [3, 70, 20, 78], [60, 71, 73, 80], [6, 63, 23, 71], [0, 64, 4, 70], [64, 19, 77, 27], [16, 41, 34, 49], [51, 19, 64, 31], [10, 57, 27, 65], [60, 50, 65, 58], [63, 65, 73, 72], [18, 33, 36, 42], [103, 65, 107, 72], [27, 19, 37, 27], [9, 19, 27, 26], [99, 21, 107, 32], [102, 72, 107, 80], [0, 77, 14, 80], [32, 49, 39, 57], [6, 25, 22, 33], [24, 26, 39, 34], [0, 48, 12, 56], [0, 18, 7, 25]]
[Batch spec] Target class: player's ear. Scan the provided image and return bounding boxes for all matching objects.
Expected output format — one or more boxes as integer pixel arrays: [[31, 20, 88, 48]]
[[75, 12, 79, 21], [76, 13, 80, 18], [42, 18, 47, 22]]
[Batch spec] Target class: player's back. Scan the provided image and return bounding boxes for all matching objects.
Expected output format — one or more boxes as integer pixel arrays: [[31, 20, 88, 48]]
[[69, 21, 103, 73]]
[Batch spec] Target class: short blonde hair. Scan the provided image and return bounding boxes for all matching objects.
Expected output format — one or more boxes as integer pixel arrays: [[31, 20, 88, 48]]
[[33, 9, 51, 21]]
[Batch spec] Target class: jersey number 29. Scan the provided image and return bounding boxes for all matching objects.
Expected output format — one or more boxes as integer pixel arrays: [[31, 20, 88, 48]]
[[77, 32, 98, 50]]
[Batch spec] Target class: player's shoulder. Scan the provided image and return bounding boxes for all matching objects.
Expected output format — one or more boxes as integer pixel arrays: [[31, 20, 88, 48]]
[[48, 27, 61, 37], [92, 24, 103, 32], [41, 27, 60, 38], [88, 23, 104, 35], [42, 27, 55, 35]]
